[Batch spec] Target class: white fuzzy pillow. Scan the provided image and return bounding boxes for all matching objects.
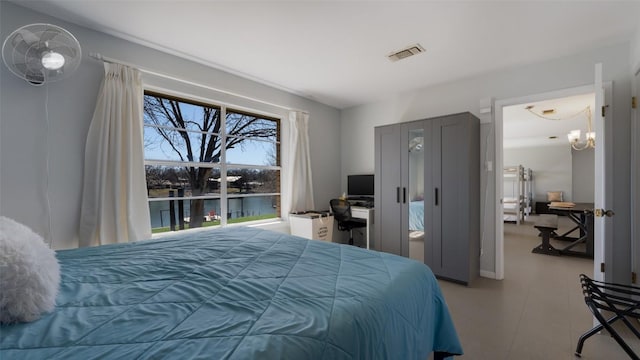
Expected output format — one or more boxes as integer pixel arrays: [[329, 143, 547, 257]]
[[0, 216, 60, 323]]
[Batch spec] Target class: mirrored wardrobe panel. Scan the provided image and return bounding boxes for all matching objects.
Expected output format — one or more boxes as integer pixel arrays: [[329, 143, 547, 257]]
[[408, 128, 425, 263]]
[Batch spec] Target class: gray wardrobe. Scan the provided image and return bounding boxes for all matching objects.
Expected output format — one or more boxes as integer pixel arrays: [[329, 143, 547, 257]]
[[374, 112, 480, 285]]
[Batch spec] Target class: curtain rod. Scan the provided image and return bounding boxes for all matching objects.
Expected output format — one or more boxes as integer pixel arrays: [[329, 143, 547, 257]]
[[88, 52, 308, 115]]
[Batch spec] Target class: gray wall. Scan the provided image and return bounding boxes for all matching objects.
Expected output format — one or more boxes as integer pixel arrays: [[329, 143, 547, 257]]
[[503, 145, 595, 204], [0, 2, 341, 249], [571, 148, 595, 203], [504, 145, 573, 202], [632, 22, 640, 70], [341, 42, 635, 283]]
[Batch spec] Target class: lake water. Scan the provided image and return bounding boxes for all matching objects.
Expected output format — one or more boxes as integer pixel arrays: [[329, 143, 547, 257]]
[[149, 196, 277, 228]]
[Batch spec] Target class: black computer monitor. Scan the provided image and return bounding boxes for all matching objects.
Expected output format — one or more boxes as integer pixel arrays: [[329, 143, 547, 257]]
[[347, 174, 374, 198]]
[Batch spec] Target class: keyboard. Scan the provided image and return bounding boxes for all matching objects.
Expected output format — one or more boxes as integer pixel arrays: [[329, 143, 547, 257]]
[[349, 200, 374, 208]]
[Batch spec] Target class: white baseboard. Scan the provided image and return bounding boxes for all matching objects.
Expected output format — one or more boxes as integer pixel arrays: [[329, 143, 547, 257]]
[[480, 270, 497, 279]]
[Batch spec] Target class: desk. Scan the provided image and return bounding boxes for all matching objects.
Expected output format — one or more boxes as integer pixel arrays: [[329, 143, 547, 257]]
[[351, 206, 374, 250], [548, 202, 594, 258]]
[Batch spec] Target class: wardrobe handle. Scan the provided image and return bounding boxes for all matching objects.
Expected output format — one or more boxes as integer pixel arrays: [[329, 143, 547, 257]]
[[403, 187, 407, 203], [435, 188, 439, 206], [396, 187, 400, 203]]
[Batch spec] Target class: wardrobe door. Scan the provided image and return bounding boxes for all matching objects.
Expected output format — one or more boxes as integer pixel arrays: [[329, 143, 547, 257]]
[[433, 117, 468, 281], [430, 114, 470, 282], [374, 124, 402, 254], [405, 121, 428, 262]]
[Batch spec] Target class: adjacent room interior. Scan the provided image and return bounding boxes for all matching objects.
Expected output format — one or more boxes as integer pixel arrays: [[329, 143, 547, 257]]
[[502, 92, 596, 266]]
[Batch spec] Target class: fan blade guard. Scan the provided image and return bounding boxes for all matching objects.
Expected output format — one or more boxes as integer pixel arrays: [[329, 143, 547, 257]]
[[2, 23, 81, 85]]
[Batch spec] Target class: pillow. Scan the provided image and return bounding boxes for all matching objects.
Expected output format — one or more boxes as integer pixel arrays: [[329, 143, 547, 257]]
[[0, 216, 60, 323], [547, 191, 563, 202]]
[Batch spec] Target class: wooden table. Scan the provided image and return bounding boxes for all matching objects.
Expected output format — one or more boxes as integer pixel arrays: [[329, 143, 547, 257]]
[[548, 202, 594, 258]]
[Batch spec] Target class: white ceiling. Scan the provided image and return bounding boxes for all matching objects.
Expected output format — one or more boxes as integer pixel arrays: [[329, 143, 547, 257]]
[[503, 93, 595, 149], [11, 0, 640, 111], [6, 1, 638, 148]]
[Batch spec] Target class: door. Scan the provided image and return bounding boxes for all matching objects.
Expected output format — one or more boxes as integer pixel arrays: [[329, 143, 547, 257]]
[[633, 68, 640, 285], [374, 125, 402, 254], [429, 114, 476, 282], [593, 63, 609, 283], [433, 116, 463, 280]]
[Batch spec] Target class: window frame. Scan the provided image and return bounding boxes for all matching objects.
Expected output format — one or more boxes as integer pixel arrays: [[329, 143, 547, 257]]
[[143, 89, 282, 230]]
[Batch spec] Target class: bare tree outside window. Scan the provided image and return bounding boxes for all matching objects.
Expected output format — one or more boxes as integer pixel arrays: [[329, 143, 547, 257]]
[[143, 92, 279, 229]]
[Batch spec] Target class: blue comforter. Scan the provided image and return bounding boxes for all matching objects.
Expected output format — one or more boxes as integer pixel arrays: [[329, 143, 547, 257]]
[[0, 226, 462, 359]]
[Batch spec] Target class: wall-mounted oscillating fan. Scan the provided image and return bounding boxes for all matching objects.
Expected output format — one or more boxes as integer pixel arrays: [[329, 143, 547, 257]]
[[2, 23, 81, 85]]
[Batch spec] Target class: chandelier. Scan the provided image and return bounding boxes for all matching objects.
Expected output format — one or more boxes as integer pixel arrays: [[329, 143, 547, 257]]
[[525, 105, 594, 151]]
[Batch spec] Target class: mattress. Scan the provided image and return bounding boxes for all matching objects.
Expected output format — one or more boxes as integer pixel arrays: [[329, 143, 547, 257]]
[[503, 197, 519, 204], [0, 226, 462, 359], [503, 203, 519, 211]]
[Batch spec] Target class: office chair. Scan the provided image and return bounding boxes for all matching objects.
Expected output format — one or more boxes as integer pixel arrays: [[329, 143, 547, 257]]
[[329, 199, 366, 246]]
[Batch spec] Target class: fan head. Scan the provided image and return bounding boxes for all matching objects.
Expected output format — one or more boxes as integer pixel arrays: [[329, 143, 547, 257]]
[[2, 23, 81, 86]]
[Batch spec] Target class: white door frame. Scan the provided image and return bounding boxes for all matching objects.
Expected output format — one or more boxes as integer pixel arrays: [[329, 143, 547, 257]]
[[632, 66, 640, 285], [593, 64, 606, 283], [494, 83, 612, 280]]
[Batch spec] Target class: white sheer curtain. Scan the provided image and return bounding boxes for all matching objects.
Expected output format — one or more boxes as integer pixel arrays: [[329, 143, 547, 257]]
[[288, 111, 315, 213], [78, 63, 151, 247]]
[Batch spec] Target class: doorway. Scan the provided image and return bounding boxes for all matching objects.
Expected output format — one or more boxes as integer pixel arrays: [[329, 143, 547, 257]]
[[501, 92, 595, 271], [494, 83, 607, 280]]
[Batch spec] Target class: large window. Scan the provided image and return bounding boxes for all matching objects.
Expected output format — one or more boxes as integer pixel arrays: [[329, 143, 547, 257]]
[[143, 91, 281, 233]]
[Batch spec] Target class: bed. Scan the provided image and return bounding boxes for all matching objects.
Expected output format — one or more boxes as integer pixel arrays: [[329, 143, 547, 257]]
[[0, 226, 462, 359], [503, 165, 534, 224], [503, 196, 523, 222], [409, 200, 424, 231]]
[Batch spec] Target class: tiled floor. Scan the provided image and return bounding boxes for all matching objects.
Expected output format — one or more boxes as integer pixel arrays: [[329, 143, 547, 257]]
[[437, 215, 639, 359]]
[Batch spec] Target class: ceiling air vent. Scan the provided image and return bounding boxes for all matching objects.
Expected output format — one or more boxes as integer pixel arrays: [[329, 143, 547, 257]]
[[388, 44, 425, 62]]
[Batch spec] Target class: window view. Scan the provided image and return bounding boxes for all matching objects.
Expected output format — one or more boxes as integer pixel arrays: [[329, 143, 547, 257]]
[[143, 91, 281, 233]]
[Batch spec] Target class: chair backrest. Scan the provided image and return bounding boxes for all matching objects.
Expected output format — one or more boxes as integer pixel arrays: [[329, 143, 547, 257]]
[[330, 199, 352, 223]]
